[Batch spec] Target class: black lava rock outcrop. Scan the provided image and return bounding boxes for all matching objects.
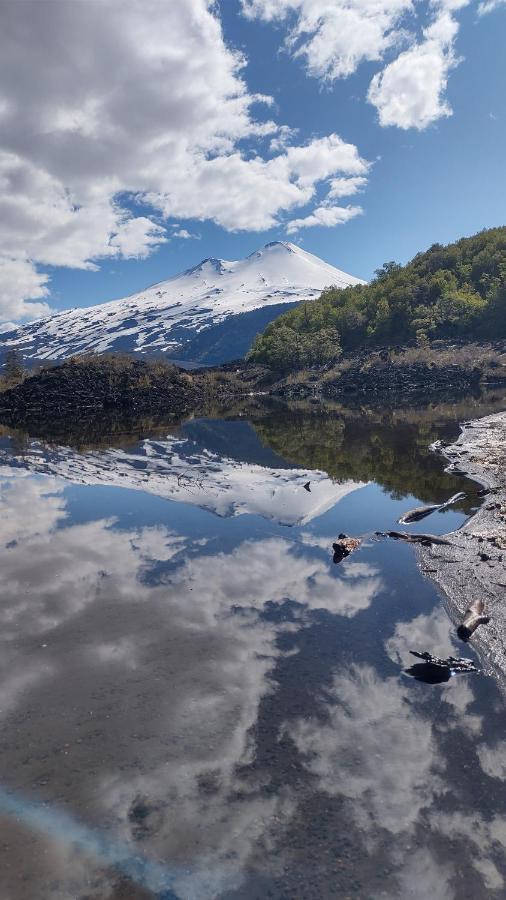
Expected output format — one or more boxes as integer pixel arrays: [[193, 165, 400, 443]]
[[331, 361, 482, 399], [273, 359, 489, 406], [0, 357, 204, 425]]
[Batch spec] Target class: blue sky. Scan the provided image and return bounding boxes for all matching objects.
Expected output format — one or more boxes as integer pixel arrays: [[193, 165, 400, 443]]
[[0, 0, 504, 319]]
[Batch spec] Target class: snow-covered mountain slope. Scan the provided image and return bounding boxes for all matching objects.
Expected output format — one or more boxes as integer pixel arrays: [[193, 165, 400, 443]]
[[0, 242, 364, 365], [0, 434, 367, 526]]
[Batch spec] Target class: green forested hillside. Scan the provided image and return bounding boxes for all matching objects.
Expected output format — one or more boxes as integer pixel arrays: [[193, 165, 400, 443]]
[[247, 227, 506, 371]]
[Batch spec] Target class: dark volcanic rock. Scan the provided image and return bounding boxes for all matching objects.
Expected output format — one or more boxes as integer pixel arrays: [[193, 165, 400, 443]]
[[272, 348, 496, 405], [333, 361, 481, 398], [0, 357, 205, 425]]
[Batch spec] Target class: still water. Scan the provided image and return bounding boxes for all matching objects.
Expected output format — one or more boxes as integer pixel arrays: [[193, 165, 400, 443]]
[[0, 393, 506, 899]]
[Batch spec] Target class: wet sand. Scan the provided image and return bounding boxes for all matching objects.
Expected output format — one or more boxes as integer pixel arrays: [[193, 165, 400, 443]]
[[419, 411, 506, 681]]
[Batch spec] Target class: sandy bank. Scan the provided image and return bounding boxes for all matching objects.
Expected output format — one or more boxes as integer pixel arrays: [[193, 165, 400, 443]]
[[419, 411, 506, 679]]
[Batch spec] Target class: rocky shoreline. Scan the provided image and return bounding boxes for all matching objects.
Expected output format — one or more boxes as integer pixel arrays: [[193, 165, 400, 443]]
[[273, 360, 487, 406], [256, 341, 506, 406], [418, 411, 506, 681], [3, 342, 506, 425]]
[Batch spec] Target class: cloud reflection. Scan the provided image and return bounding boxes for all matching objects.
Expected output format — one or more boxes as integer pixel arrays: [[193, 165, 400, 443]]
[[287, 664, 443, 836], [0, 469, 383, 897], [431, 812, 506, 893], [0, 465, 503, 899]]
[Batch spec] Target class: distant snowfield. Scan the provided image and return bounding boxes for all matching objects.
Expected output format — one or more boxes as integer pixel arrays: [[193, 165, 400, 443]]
[[0, 433, 367, 526], [0, 242, 364, 364]]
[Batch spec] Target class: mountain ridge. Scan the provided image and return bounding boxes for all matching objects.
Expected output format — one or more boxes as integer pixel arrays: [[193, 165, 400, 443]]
[[0, 242, 364, 365]]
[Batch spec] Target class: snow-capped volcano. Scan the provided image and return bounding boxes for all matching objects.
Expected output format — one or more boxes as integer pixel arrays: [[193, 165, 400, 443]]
[[0, 242, 364, 365]]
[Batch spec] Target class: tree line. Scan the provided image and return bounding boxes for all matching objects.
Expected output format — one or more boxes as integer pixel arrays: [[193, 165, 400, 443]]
[[247, 226, 506, 372]]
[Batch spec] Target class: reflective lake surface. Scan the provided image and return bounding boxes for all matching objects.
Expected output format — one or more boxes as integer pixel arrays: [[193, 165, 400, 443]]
[[1, 391, 506, 899]]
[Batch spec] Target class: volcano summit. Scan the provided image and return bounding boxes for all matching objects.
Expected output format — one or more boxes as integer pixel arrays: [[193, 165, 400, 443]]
[[0, 242, 364, 365]]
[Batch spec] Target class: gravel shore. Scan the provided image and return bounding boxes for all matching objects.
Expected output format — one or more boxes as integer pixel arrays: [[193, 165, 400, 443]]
[[418, 411, 506, 680]]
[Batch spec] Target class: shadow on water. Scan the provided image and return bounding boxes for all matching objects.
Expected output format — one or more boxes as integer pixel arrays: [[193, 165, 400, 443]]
[[405, 662, 453, 683], [0, 387, 505, 898]]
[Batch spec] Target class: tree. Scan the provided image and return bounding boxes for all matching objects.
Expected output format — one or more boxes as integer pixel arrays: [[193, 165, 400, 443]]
[[374, 261, 402, 280], [247, 226, 506, 372]]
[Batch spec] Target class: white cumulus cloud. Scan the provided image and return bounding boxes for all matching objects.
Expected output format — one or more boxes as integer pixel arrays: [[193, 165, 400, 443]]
[[478, 0, 506, 13], [0, 0, 369, 322], [367, 5, 466, 129], [143, 133, 369, 232], [0, 256, 50, 322], [242, 0, 472, 131], [286, 203, 362, 233], [172, 228, 200, 240], [242, 0, 414, 79], [327, 175, 368, 199]]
